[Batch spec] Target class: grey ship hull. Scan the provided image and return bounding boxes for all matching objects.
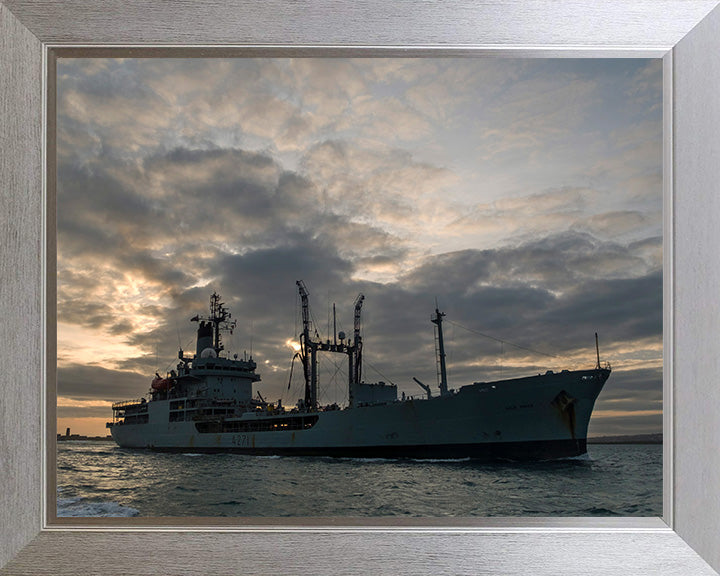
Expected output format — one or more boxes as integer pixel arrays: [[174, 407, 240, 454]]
[[111, 368, 608, 461]]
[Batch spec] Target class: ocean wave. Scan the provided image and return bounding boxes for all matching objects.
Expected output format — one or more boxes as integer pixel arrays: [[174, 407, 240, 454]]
[[336, 457, 397, 463], [409, 457, 472, 463], [57, 496, 139, 517], [583, 506, 621, 516], [332, 456, 474, 464]]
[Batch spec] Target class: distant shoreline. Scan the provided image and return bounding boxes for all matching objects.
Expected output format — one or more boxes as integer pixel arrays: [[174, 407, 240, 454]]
[[588, 433, 662, 445], [57, 435, 113, 442]]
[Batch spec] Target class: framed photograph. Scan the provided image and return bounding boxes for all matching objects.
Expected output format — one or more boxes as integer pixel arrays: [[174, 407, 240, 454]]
[[2, 1, 720, 575]]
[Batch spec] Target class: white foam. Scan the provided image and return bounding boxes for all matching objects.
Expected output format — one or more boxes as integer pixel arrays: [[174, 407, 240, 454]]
[[57, 497, 139, 517], [556, 453, 593, 462]]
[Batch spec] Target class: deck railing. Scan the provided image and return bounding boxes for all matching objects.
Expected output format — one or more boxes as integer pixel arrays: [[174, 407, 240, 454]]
[[111, 399, 145, 411]]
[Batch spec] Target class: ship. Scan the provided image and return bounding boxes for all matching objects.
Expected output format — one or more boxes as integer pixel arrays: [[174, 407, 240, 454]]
[[107, 282, 611, 461]]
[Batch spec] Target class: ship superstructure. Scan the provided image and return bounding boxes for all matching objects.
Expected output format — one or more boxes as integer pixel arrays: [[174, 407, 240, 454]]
[[108, 285, 611, 460]]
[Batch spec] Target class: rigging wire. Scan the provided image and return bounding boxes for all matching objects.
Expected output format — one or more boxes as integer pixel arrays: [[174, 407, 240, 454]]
[[446, 318, 560, 360], [295, 290, 299, 339], [363, 359, 395, 386], [283, 354, 303, 405], [286, 289, 348, 406], [317, 354, 346, 405], [161, 336, 194, 374]]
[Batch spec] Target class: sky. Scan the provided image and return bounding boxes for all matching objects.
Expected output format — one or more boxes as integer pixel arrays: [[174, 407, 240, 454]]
[[56, 58, 663, 438]]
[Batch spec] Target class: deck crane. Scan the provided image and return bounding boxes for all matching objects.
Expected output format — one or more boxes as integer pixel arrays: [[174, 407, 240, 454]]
[[296, 280, 316, 410], [294, 280, 366, 411], [349, 294, 365, 405]]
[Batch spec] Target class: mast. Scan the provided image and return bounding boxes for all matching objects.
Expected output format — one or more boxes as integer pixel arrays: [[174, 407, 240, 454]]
[[333, 303, 337, 347], [431, 306, 449, 396], [595, 332, 601, 370], [191, 292, 236, 357]]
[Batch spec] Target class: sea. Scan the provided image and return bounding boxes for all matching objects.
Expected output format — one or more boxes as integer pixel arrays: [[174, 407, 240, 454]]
[[56, 441, 662, 518]]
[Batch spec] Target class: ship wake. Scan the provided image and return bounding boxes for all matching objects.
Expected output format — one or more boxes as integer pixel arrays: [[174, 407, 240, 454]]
[[57, 495, 140, 517]]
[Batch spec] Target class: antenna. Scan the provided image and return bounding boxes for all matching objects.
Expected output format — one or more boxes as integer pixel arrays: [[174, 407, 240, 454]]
[[595, 332, 600, 370]]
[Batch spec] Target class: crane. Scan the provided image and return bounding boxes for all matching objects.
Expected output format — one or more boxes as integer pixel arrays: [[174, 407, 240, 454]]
[[293, 280, 366, 411], [296, 280, 315, 410], [352, 293, 364, 390]]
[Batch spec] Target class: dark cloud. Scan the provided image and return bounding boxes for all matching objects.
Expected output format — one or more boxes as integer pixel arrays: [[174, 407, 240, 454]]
[[56, 144, 412, 351], [59, 206, 662, 412], [57, 405, 113, 419], [57, 364, 149, 401], [544, 273, 662, 347], [594, 367, 662, 410], [107, 320, 136, 336], [390, 234, 661, 355]]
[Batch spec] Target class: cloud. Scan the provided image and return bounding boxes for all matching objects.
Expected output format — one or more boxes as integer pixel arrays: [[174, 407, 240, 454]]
[[57, 404, 114, 419], [594, 367, 662, 410], [57, 364, 149, 401], [55, 58, 663, 436], [451, 186, 661, 254], [57, 145, 662, 409]]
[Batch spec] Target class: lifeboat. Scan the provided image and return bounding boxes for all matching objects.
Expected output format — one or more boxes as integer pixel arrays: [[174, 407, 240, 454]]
[[151, 375, 173, 391]]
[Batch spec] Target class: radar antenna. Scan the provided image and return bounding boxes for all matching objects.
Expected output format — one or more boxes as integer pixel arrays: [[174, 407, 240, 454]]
[[190, 292, 237, 356]]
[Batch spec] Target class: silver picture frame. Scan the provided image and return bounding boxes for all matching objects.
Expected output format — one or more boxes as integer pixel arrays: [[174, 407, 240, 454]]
[[2, 1, 720, 574]]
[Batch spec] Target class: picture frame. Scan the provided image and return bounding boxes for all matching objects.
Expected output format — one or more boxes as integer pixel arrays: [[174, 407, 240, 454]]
[[2, 1, 720, 574]]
